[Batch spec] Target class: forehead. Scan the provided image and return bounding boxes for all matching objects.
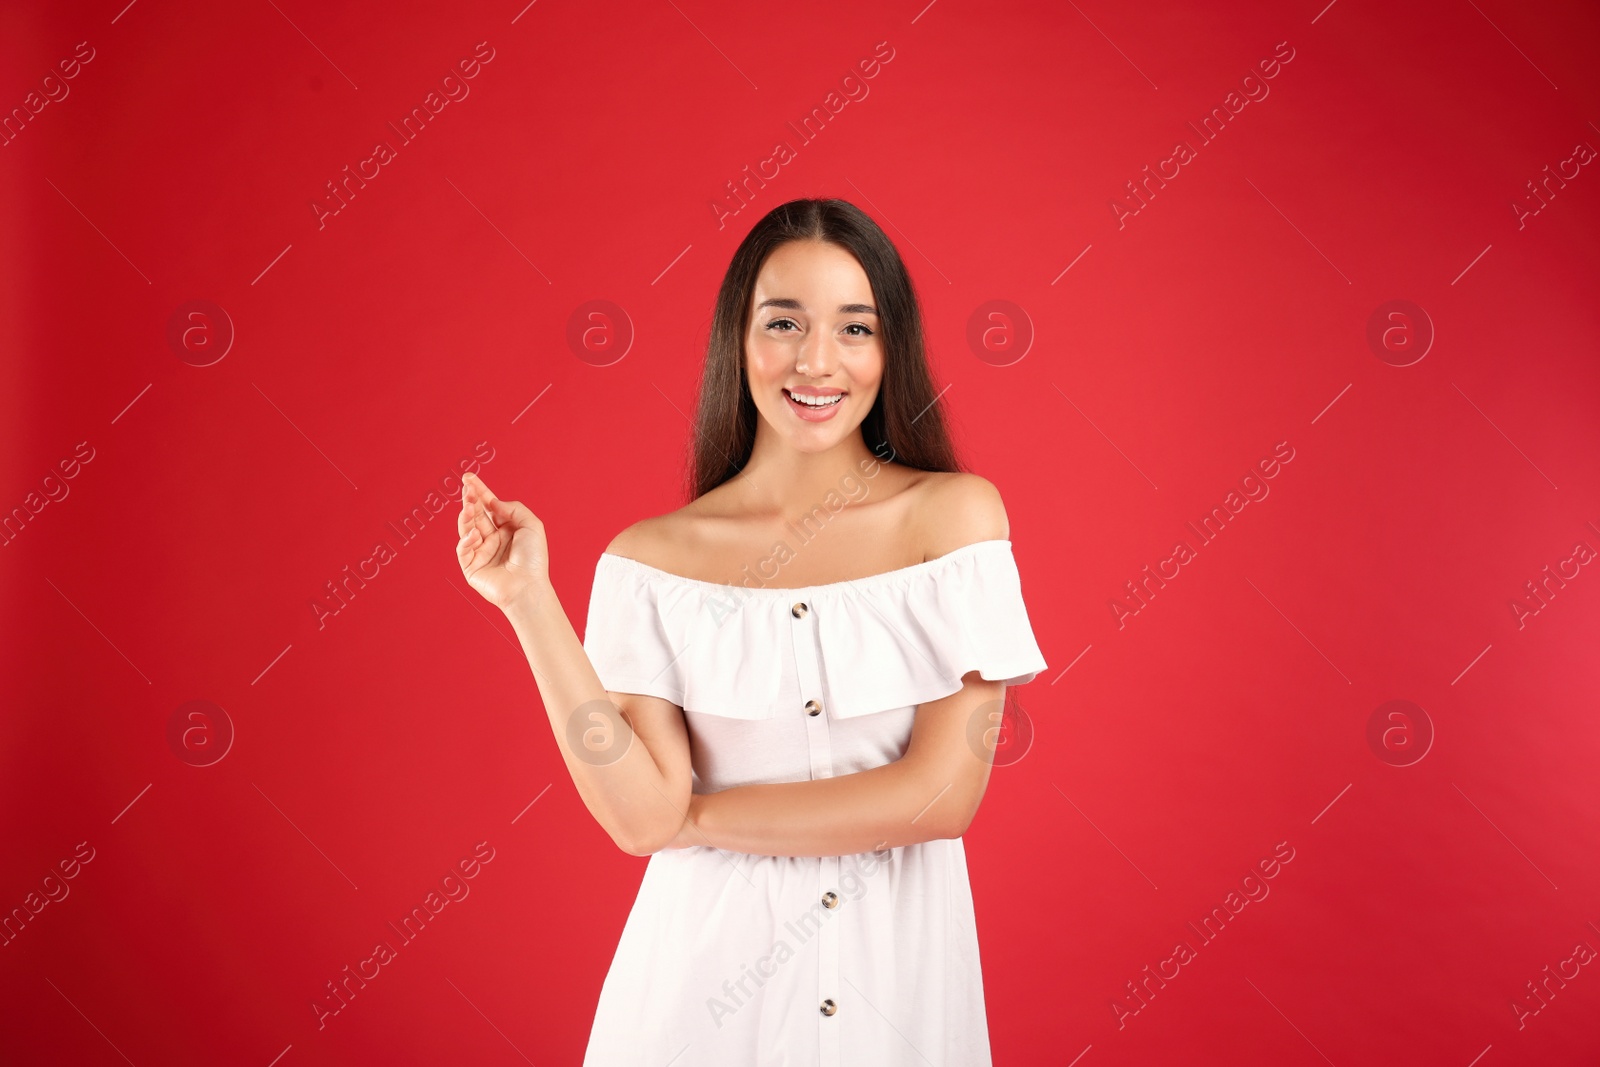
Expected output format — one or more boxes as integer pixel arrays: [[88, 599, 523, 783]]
[[751, 241, 874, 309]]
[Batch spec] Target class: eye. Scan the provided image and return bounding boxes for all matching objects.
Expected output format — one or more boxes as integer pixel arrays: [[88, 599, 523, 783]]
[[765, 318, 798, 332], [843, 323, 874, 337]]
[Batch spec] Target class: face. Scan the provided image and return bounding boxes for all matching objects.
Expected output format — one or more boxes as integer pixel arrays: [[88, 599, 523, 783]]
[[744, 240, 884, 450]]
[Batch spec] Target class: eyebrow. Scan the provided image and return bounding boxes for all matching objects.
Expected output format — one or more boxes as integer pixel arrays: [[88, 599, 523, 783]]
[[755, 298, 879, 316]]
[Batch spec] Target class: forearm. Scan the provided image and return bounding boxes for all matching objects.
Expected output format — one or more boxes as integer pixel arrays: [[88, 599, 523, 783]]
[[672, 757, 971, 857], [503, 585, 685, 854]]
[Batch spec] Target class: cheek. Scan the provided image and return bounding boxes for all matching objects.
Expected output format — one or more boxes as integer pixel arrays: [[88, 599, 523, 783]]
[[745, 340, 787, 383], [847, 350, 884, 390]]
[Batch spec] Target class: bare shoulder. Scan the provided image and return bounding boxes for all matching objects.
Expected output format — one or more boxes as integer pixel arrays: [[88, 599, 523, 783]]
[[602, 491, 724, 570], [915, 471, 1010, 558], [603, 512, 681, 567]]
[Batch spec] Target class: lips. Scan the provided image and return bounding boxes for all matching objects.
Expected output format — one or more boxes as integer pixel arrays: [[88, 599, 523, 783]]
[[783, 387, 846, 421]]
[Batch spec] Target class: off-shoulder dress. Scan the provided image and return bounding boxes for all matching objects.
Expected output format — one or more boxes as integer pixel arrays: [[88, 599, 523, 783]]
[[578, 538, 1048, 1066]]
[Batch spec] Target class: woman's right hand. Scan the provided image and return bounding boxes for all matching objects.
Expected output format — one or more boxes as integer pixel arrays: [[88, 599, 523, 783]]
[[456, 472, 551, 611]]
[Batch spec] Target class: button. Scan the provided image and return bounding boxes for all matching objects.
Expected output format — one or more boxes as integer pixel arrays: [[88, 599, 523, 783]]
[[821, 891, 838, 909], [805, 699, 822, 716], [791, 601, 809, 619], [820, 998, 837, 1016]]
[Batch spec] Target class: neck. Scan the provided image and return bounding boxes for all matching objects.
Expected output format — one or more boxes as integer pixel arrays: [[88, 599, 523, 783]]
[[730, 425, 883, 522]]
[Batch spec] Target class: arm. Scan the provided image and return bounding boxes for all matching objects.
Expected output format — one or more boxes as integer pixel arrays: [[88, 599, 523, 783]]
[[459, 473, 692, 857], [505, 591, 693, 856], [662, 670, 1005, 857]]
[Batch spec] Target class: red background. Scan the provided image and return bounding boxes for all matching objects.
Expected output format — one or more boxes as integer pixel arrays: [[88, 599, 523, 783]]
[[3, 0, 1598, 1064]]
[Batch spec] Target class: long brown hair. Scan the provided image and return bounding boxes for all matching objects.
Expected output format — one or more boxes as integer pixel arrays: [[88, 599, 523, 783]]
[[689, 198, 962, 499]]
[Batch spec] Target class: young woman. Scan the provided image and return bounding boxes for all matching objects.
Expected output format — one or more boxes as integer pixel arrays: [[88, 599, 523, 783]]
[[455, 198, 1047, 1065]]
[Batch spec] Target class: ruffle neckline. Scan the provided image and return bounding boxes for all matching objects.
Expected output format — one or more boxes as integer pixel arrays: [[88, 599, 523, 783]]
[[582, 538, 1048, 720]]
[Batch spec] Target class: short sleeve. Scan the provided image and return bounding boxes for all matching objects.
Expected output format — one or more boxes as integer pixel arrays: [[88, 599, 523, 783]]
[[811, 539, 1050, 718], [581, 555, 686, 706], [949, 542, 1049, 689]]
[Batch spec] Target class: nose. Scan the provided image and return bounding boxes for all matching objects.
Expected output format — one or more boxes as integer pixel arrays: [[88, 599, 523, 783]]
[[793, 330, 840, 378]]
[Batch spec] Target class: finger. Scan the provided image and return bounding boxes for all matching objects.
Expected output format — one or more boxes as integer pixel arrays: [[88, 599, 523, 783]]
[[466, 475, 498, 541], [472, 480, 512, 537], [475, 478, 537, 531], [458, 474, 479, 537], [459, 472, 488, 538], [456, 526, 482, 566]]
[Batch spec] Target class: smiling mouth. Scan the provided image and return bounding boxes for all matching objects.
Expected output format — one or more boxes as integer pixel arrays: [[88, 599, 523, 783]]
[[783, 389, 845, 408]]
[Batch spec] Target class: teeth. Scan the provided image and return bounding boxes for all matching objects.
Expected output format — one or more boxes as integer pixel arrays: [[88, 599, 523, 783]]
[[788, 390, 843, 407]]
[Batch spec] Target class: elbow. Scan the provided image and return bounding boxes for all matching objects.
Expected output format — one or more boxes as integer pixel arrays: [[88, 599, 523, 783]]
[[936, 785, 986, 840], [611, 814, 682, 857], [612, 832, 658, 858], [611, 825, 666, 857], [938, 810, 975, 841]]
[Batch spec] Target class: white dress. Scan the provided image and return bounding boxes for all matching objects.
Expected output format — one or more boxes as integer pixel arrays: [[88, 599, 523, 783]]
[[578, 538, 1048, 1066]]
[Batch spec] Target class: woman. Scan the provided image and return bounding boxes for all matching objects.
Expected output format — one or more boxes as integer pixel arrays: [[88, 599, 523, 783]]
[[455, 198, 1047, 1065]]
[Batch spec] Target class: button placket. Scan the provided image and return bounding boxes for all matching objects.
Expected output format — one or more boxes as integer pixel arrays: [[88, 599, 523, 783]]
[[788, 595, 841, 1065]]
